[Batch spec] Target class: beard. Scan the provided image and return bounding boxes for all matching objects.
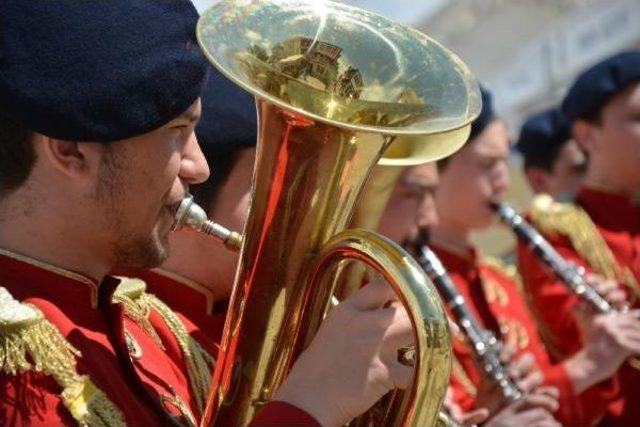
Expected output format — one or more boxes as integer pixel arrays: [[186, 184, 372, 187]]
[[112, 229, 169, 269], [94, 144, 170, 270]]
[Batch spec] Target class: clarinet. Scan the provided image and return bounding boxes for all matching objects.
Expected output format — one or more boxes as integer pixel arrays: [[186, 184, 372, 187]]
[[416, 244, 523, 402], [491, 202, 613, 314]]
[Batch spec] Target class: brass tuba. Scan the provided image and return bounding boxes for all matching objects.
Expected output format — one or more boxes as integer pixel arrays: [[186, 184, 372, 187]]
[[188, 1, 481, 425]]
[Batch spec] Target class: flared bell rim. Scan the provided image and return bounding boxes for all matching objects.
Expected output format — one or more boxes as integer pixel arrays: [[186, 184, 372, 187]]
[[196, 0, 481, 137]]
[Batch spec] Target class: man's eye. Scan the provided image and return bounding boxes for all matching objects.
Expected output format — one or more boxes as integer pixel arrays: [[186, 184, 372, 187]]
[[479, 159, 494, 169]]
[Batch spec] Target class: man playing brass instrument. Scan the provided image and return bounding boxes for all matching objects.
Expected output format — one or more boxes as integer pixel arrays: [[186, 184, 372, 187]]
[[0, 2, 424, 426], [0, 1, 217, 425], [120, 68, 424, 427], [517, 51, 640, 427]]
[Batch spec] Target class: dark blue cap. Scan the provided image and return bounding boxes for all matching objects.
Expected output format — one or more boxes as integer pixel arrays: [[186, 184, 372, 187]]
[[196, 68, 257, 158], [516, 107, 571, 161], [470, 85, 496, 139], [562, 51, 640, 122], [0, 1, 209, 142]]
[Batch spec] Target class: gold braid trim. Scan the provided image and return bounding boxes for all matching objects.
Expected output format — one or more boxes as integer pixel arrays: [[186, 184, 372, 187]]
[[481, 256, 524, 294], [531, 194, 640, 303], [0, 287, 125, 427], [112, 278, 164, 349], [114, 278, 214, 415], [144, 294, 214, 415], [481, 256, 564, 361]]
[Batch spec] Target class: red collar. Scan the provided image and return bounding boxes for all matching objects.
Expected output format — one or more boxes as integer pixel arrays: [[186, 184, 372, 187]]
[[430, 243, 479, 276], [120, 268, 215, 317], [577, 187, 640, 233], [0, 248, 117, 310]]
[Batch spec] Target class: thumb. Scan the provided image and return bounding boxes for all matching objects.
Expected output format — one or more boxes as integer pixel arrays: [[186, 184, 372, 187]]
[[459, 408, 490, 426]]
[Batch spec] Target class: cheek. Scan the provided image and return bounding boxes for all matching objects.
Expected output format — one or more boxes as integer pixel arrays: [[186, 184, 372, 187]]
[[379, 200, 415, 240], [233, 193, 252, 230]]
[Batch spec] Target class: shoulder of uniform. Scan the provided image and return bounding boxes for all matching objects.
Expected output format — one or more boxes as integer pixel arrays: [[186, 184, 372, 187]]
[[530, 195, 639, 292], [529, 193, 589, 237], [0, 286, 43, 335], [0, 287, 125, 426]]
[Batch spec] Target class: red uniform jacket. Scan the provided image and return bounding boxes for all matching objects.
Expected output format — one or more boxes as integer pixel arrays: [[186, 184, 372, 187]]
[[0, 250, 315, 426], [0, 249, 194, 426], [432, 244, 592, 427], [123, 268, 320, 427], [517, 187, 640, 426]]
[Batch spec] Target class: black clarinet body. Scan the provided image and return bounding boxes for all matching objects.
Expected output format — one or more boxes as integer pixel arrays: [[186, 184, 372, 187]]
[[491, 202, 613, 314], [417, 244, 523, 402]]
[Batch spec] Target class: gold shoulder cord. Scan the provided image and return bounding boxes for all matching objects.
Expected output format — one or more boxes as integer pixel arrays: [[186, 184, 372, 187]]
[[531, 194, 640, 302], [114, 278, 215, 415], [0, 287, 125, 427], [112, 278, 164, 349]]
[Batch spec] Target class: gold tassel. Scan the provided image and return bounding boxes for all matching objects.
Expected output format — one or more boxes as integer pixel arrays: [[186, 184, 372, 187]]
[[0, 287, 125, 426]]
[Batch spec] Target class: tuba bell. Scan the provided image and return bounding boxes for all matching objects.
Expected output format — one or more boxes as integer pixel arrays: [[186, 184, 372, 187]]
[[185, 1, 481, 425]]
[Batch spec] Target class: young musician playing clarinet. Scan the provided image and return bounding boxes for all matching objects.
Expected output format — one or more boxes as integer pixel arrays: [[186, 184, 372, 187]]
[[517, 51, 640, 427], [418, 86, 638, 427]]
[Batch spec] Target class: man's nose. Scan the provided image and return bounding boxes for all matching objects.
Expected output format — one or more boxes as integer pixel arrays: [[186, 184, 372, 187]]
[[180, 132, 210, 185]]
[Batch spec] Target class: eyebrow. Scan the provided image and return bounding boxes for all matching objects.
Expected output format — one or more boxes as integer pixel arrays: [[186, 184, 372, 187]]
[[404, 179, 438, 190]]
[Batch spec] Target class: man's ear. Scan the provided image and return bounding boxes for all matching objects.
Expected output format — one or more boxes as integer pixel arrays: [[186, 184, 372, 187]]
[[36, 135, 99, 178], [572, 120, 600, 156]]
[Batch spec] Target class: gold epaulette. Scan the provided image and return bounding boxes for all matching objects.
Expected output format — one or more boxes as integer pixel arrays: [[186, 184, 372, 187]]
[[114, 277, 215, 415], [530, 194, 639, 301], [0, 287, 125, 426]]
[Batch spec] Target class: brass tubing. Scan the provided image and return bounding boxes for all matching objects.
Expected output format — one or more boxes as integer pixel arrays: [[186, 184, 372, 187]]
[[303, 229, 452, 426]]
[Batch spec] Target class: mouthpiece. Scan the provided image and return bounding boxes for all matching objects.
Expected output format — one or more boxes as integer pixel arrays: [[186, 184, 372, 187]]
[[172, 195, 243, 251]]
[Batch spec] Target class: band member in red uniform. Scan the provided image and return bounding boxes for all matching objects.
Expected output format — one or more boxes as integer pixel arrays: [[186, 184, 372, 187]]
[[425, 85, 635, 427], [516, 107, 586, 201], [114, 68, 259, 360], [517, 51, 640, 426], [0, 3, 420, 426]]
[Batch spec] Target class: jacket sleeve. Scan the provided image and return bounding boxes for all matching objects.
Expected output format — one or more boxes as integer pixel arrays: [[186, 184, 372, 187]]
[[251, 401, 321, 426], [517, 237, 619, 426]]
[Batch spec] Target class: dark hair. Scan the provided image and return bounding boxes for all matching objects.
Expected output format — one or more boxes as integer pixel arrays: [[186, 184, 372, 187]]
[[0, 114, 35, 196], [522, 143, 563, 172], [190, 148, 244, 211], [436, 156, 451, 172], [436, 118, 500, 172]]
